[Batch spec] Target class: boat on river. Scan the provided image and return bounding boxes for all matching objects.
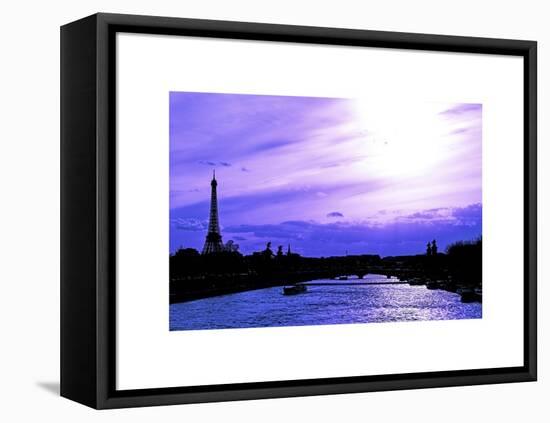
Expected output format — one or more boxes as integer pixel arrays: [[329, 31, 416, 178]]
[[283, 284, 307, 295], [426, 280, 446, 290], [457, 287, 482, 303]]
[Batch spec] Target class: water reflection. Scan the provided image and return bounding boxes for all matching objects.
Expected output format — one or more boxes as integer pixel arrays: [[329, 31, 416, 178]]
[[170, 274, 481, 331]]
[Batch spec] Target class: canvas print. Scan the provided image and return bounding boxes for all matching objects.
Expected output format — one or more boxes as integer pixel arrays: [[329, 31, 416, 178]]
[[169, 92, 482, 331]]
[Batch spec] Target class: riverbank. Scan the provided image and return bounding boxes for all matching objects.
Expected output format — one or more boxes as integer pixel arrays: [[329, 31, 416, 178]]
[[170, 270, 336, 304], [170, 277, 282, 304]]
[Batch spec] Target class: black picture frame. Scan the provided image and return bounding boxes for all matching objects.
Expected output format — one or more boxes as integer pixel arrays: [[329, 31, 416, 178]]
[[60, 12, 537, 409]]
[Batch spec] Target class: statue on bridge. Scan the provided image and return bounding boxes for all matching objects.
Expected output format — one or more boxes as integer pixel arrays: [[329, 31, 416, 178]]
[[426, 239, 438, 256], [432, 239, 438, 255], [262, 242, 274, 258]]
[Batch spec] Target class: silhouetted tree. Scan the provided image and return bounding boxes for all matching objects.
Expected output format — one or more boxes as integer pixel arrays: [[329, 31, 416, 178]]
[[446, 237, 482, 287], [170, 247, 202, 277], [224, 239, 239, 253]]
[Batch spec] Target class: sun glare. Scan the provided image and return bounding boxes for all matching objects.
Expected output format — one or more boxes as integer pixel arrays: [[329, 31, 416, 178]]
[[352, 99, 450, 179]]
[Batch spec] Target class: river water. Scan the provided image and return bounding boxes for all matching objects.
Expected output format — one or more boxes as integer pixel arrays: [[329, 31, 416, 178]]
[[170, 274, 482, 331]]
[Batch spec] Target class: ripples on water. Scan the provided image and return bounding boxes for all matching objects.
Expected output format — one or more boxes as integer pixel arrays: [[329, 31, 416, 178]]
[[170, 275, 482, 331]]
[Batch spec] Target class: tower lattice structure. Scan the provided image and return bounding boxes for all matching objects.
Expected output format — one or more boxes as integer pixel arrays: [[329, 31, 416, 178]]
[[202, 171, 225, 254]]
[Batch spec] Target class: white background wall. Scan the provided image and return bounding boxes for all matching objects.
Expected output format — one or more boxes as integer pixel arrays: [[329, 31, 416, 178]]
[[0, 0, 547, 421]]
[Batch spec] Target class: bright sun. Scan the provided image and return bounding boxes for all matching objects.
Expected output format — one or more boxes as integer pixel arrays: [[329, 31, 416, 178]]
[[352, 99, 451, 179]]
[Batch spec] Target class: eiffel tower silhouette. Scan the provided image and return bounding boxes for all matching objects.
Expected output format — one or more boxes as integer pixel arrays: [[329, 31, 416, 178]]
[[202, 170, 225, 254]]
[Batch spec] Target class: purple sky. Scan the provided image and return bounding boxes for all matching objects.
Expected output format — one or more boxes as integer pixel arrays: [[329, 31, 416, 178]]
[[170, 92, 482, 257]]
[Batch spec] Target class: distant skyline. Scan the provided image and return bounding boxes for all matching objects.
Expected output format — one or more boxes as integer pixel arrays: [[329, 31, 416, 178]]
[[170, 92, 482, 257]]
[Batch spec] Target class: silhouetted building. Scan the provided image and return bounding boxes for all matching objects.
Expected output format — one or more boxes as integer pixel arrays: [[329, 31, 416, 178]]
[[202, 171, 225, 254]]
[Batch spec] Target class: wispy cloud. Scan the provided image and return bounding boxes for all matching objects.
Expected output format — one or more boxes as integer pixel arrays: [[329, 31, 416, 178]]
[[440, 103, 482, 116], [198, 160, 232, 167], [172, 218, 208, 232], [198, 160, 217, 166]]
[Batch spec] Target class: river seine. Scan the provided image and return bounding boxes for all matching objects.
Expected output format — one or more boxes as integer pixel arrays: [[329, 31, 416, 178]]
[[170, 274, 481, 331]]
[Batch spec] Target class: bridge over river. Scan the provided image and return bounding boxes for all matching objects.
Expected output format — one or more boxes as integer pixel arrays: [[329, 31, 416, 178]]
[[170, 267, 428, 303], [300, 281, 410, 286]]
